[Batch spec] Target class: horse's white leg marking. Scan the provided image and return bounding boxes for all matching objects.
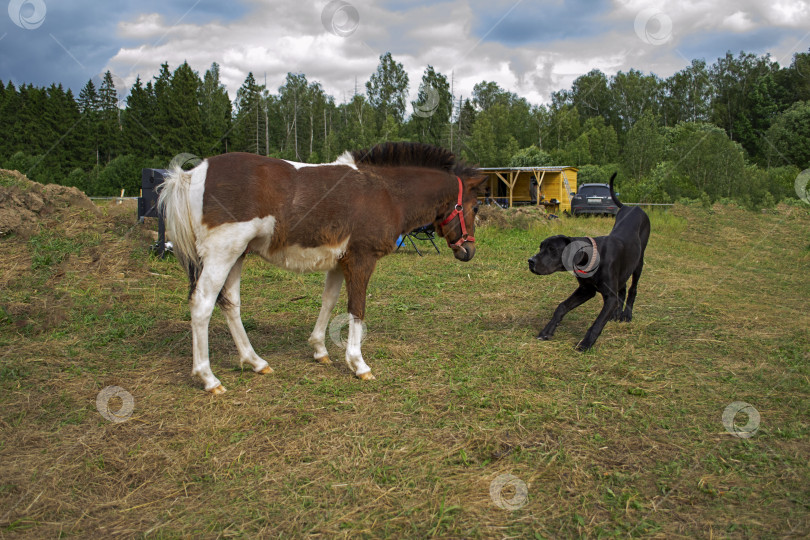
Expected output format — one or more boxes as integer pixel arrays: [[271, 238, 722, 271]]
[[308, 268, 344, 363], [190, 253, 240, 392], [191, 217, 276, 393], [221, 256, 271, 374], [346, 315, 372, 378]]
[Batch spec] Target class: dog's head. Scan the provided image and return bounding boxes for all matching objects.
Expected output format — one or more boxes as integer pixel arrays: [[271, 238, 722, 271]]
[[528, 235, 572, 275]]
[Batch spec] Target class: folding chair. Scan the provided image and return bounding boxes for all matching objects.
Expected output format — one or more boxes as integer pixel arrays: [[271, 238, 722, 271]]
[[396, 224, 441, 256]]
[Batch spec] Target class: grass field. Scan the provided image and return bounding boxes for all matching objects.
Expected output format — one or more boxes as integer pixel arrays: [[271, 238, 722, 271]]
[[1, 192, 809, 537]]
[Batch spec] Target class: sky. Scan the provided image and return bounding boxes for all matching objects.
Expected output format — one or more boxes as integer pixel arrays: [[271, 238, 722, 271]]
[[1, 0, 809, 108]]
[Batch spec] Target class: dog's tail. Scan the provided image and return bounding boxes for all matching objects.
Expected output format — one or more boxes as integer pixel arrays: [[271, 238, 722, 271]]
[[608, 172, 623, 208], [157, 165, 203, 297]]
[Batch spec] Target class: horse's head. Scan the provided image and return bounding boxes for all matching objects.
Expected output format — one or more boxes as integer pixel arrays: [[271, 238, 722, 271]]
[[437, 174, 487, 262]]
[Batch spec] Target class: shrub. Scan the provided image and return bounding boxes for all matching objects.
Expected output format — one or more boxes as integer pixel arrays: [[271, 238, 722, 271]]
[[64, 168, 89, 192], [87, 155, 149, 196], [4, 151, 35, 176]]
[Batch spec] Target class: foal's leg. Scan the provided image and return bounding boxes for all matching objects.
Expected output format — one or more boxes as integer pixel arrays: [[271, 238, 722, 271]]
[[341, 257, 376, 380], [220, 255, 272, 374], [308, 268, 344, 364], [190, 253, 242, 394]]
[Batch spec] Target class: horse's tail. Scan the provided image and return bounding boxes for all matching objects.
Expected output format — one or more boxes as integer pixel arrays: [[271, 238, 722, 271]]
[[608, 172, 623, 209], [157, 165, 203, 297]]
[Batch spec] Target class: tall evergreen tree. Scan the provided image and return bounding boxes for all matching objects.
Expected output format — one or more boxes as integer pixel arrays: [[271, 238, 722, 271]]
[[77, 79, 101, 166], [0, 82, 19, 159], [166, 61, 204, 157], [233, 72, 267, 155], [152, 62, 173, 160], [122, 76, 158, 158], [200, 62, 232, 155], [98, 71, 121, 164], [454, 98, 476, 154]]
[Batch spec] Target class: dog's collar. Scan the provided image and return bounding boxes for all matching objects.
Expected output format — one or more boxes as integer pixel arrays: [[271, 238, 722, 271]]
[[576, 236, 599, 275]]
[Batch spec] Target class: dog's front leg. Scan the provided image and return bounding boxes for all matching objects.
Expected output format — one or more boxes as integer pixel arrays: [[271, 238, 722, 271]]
[[576, 291, 619, 351], [538, 285, 595, 340], [612, 284, 626, 321]]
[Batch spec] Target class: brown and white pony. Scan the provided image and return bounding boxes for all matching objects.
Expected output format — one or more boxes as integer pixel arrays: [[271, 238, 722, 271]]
[[158, 142, 485, 393]]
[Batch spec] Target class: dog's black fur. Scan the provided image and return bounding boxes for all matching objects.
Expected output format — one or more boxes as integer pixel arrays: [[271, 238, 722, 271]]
[[528, 173, 650, 350]]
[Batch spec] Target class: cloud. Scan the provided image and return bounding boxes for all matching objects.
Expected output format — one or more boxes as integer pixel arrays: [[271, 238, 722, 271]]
[[720, 11, 755, 32], [3, 0, 810, 109], [0, 0, 247, 93]]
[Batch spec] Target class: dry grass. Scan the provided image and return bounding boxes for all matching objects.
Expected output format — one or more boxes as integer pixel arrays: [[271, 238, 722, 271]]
[[0, 185, 808, 538]]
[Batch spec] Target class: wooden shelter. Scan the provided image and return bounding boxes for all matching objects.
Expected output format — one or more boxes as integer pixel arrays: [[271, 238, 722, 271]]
[[479, 166, 578, 213]]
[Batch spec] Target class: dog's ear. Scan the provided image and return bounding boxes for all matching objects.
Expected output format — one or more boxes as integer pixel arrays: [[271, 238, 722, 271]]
[[553, 235, 573, 249]]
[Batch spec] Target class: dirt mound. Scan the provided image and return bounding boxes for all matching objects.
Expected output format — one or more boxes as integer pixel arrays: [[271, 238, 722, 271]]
[[0, 169, 99, 237]]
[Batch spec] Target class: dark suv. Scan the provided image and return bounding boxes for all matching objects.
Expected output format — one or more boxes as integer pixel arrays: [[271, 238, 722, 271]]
[[570, 183, 619, 216]]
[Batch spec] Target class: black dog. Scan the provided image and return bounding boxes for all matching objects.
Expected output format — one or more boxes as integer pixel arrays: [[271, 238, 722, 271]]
[[528, 173, 650, 350]]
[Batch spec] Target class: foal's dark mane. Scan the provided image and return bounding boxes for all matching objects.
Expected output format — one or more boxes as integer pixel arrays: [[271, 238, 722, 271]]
[[351, 142, 479, 179]]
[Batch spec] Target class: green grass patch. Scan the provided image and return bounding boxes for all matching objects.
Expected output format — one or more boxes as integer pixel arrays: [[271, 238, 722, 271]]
[[0, 202, 808, 537]]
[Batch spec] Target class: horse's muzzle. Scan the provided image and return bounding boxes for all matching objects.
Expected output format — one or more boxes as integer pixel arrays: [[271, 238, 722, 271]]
[[452, 242, 475, 262]]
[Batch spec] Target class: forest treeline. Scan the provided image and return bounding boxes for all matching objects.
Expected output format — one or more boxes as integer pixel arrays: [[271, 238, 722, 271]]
[[1, 49, 809, 207]]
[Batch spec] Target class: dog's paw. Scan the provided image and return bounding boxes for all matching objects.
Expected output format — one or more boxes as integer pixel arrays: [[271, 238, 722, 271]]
[[537, 333, 552, 341], [619, 311, 633, 322], [575, 341, 593, 352]]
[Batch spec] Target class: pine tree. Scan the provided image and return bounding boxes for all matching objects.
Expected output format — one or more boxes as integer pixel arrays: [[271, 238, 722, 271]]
[[62, 88, 84, 171], [455, 98, 476, 153], [200, 62, 232, 155], [0, 81, 18, 160], [233, 72, 267, 155], [77, 79, 101, 165], [166, 61, 204, 157], [98, 71, 121, 164], [152, 63, 173, 160], [43, 84, 76, 176], [122, 76, 158, 158]]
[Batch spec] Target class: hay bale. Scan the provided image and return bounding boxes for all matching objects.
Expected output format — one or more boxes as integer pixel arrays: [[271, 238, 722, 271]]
[[476, 203, 550, 230]]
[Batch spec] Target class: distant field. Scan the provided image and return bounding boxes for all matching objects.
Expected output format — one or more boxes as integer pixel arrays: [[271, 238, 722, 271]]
[[1, 195, 808, 537]]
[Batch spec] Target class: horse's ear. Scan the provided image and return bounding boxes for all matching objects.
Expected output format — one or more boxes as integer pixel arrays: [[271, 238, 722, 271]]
[[465, 175, 488, 194]]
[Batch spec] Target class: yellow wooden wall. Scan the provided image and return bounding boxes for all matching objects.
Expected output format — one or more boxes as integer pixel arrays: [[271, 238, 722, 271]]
[[480, 168, 578, 212]]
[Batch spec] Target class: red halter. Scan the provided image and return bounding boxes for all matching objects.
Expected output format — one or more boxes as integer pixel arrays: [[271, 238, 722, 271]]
[[440, 176, 474, 248]]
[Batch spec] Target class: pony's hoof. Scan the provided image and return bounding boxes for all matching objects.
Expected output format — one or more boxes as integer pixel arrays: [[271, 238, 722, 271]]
[[209, 384, 227, 395], [317, 355, 332, 365], [357, 372, 375, 381], [257, 366, 274, 374]]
